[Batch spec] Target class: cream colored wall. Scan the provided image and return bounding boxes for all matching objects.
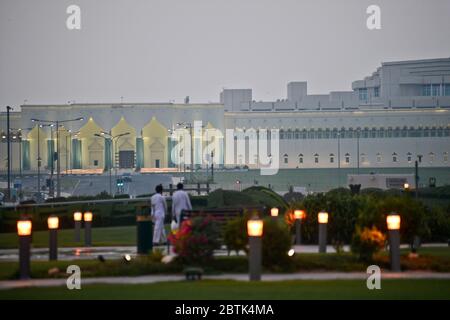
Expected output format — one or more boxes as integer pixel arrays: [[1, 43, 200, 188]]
[[142, 117, 168, 168], [111, 117, 137, 154], [77, 118, 105, 169]]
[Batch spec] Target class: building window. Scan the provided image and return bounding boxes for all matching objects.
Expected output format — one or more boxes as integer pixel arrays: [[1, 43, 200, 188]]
[[392, 153, 398, 163], [280, 130, 285, 140], [407, 152, 412, 163], [359, 88, 368, 101], [423, 84, 442, 96], [314, 153, 319, 164], [94, 160, 99, 166], [429, 152, 435, 163], [445, 84, 450, 96], [376, 153, 382, 163], [329, 153, 335, 163], [299, 154, 303, 164], [378, 128, 385, 138], [345, 153, 350, 164], [374, 86, 380, 97], [284, 154, 288, 164], [360, 153, 366, 163], [444, 152, 449, 163]]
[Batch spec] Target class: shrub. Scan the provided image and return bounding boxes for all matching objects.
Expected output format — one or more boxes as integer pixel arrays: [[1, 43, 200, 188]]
[[351, 226, 386, 262], [168, 216, 221, 266], [224, 217, 248, 255], [261, 218, 293, 270]]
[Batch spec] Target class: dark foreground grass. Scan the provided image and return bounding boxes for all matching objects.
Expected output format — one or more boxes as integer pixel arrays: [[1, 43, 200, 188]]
[[1, 279, 450, 300]]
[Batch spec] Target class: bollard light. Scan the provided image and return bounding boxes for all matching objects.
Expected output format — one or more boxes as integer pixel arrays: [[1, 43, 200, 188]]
[[387, 214, 401, 230], [84, 211, 93, 247], [247, 218, 264, 237], [74, 211, 83, 221], [318, 211, 329, 224], [270, 207, 279, 218], [403, 182, 410, 190], [387, 213, 401, 272], [47, 216, 59, 229], [294, 209, 305, 220], [247, 217, 263, 281], [17, 220, 32, 236], [83, 211, 93, 222], [73, 211, 82, 242], [293, 209, 305, 245], [47, 216, 59, 260], [318, 211, 328, 253], [17, 219, 32, 279]]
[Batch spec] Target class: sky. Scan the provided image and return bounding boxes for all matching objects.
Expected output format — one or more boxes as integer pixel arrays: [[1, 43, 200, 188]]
[[1, 0, 450, 110]]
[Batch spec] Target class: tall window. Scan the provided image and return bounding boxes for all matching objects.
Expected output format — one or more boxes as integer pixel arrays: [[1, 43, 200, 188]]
[[374, 87, 380, 97], [314, 153, 319, 164], [360, 153, 366, 163], [407, 152, 412, 163], [445, 84, 450, 96], [429, 152, 435, 163], [329, 153, 335, 163], [284, 154, 288, 164], [376, 153, 382, 163], [392, 153, 398, 163], [298, 154, 303, 164], [444, 152, 449, 163], [345, 153, 350, 164], [359, 88, 368, 101]]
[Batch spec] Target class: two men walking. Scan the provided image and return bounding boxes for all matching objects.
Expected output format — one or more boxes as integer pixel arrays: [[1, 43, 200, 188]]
[[150, 183, 192, 245]]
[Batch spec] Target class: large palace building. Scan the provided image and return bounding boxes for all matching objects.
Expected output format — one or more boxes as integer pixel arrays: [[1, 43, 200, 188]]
[[1, 57, 450, 173]]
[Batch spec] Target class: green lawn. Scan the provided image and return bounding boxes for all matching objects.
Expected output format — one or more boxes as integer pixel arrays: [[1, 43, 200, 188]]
[[0, 225, 150, 248], [1, 279, 450, 300], [0, 225, 177, 249]]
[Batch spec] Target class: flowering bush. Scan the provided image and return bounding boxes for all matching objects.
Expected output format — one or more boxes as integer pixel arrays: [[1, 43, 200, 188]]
[[168, 216, 221, 265], [351, 226, 386, 262]]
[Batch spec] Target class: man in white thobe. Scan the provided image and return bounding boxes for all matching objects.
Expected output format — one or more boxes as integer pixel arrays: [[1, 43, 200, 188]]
[[151, 184, 167, 245], [171, 183, 192, 226]]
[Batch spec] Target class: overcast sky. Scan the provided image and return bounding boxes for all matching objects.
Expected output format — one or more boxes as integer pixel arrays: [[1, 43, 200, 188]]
[[1, 0, 450, 110]]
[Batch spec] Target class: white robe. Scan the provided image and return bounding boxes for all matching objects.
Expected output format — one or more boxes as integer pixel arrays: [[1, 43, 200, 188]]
[[151, 193, 167, 243], [171, 190, 192, 224]]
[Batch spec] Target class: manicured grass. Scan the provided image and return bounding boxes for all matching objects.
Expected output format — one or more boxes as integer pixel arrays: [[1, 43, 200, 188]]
[[1, 279, 450, 300]]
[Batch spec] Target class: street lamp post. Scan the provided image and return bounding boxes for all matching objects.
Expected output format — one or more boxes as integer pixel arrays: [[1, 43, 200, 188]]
[[95, 132, 130, 196], [356, 128, 361, 174], [31, 117, 84, 198], [337, 131, 341, 187], [6, 106, 12, 201], [73, 211, 82, 242]]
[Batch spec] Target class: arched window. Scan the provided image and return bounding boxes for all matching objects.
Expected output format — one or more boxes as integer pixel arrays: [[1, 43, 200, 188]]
[[298, 154, 304, 164], [429, 152, 435, 163], [392, 153, 398, 163], [286, 129, 292, 140], [376, 153, 382, 163], [360, 153, 366, 163], [283, 153, 289, 164], [314, 153, 319, 164], [407, 152, 412, 163], [345, 153, 350, 164], [444, 152, 449, 163], [280, 129, 285, 140], [329, 153, 335, 163]]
